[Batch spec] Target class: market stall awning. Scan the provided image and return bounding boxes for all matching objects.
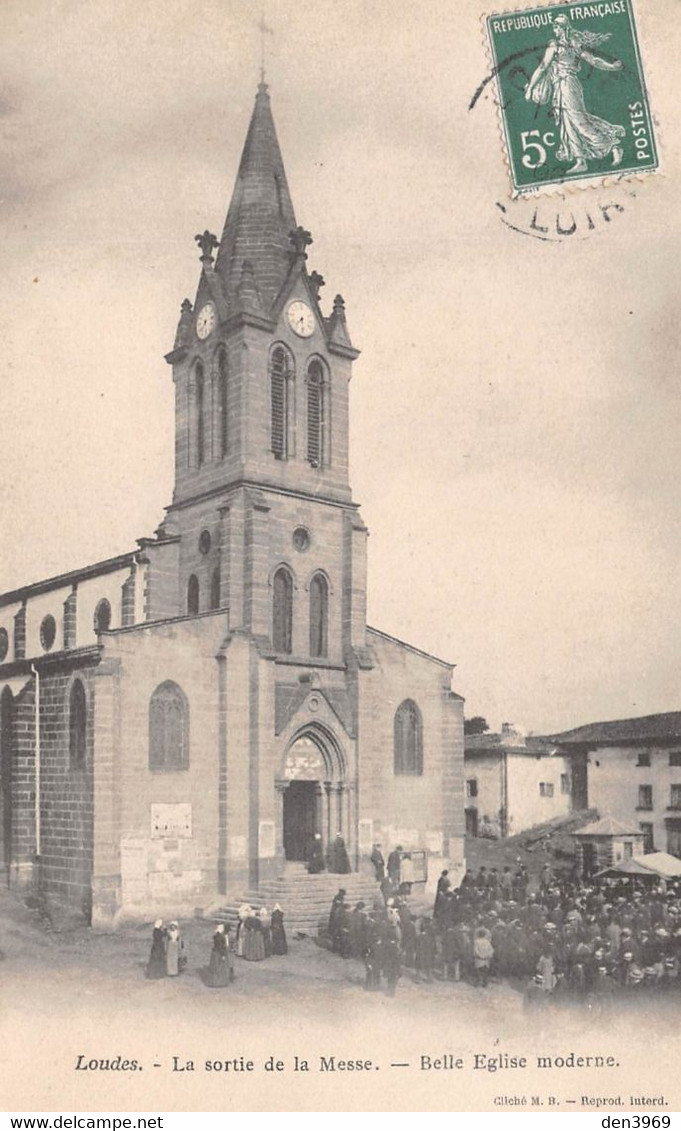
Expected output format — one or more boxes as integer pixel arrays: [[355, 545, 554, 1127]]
[[596, 852, 681, 879]]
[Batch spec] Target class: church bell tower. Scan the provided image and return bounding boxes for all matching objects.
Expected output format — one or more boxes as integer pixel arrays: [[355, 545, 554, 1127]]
[[163, 80, 368, 664]]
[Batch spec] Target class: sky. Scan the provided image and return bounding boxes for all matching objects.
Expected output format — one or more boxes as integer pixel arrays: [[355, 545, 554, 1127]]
[[0, 0, 679, 734]]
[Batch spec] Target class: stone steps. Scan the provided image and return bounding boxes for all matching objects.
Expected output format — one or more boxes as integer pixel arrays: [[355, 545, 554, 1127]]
[[214, 870, 381, 936]]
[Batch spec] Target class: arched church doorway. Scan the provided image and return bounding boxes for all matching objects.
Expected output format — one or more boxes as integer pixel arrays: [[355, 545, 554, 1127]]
[[283, 782, 318, 861], [0, 687, 13, 875], [281, 732, 342, 863]]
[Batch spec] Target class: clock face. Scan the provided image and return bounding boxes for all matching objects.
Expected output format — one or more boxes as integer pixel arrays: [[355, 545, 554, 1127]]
[[196, 302, 217, 340], [287, 300, 315, 338]]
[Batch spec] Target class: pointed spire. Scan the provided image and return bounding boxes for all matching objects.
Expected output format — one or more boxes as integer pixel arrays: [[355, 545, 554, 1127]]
[[327, 294, 353, 349], [174, 298, 193, 349], [215, 83, 297, 313]]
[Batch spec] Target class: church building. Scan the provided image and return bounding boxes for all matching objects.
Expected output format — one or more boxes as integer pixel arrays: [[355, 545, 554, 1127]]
[[0, 82, 465, 928]]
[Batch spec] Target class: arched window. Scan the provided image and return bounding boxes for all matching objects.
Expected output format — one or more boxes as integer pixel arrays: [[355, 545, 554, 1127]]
[[270, 347, 291, 459], [210, 567, 221, 611], [93, 598, 111, 634], [307, 360, 325, 467], [69, 679, 87, 770], [273, 567, 293, 654], [195, 362, 205, 466], [149, 681, 189, 771], [309, 573, 328, 658], [217, 349, 228, 458], [394, 699, 423, 776], [187, 574, 200, 616]]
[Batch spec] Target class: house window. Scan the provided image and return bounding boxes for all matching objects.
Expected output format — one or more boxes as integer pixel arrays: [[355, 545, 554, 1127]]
[[187, 574, 200, 616], [539, 782, 554, 798], [639, 822, 654, 852], [195, 362, 205, 466], [394, 699, 423, 776], [69, 679, 87, 770], [623, 841, 633, 859], [670, 785, 681, 811], [636, 750, 651, 767], [210, 568, 221, 611], [306, 360, 324, 467], [670, 751, 681, 767], [218, 349, 228, 458], [309, 573, 328, 658], [466, 778, 478, 799], [272, 567, 293, 654], [93, 598, 111, 634], [149, 681, 189, 771], [637, 784, 653, 811], [560, 773, 570, 795], [270, 347, 291, 459]]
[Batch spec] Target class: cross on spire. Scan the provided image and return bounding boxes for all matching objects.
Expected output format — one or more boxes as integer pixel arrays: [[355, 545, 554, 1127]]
[[257, 16, 274, 85]]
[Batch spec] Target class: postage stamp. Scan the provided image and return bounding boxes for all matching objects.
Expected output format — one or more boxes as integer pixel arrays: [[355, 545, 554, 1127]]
[[486, 1, 659, 195]]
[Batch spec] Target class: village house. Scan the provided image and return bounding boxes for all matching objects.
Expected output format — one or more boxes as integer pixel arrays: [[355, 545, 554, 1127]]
[[464, 723, 573, 839], [550, 711, 681, 858]]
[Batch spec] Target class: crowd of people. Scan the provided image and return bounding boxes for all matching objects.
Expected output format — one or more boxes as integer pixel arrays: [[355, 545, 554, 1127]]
[[144, 904, 288, 988], [325, 859, 681, 1003], [145, 853, 681, 1004]]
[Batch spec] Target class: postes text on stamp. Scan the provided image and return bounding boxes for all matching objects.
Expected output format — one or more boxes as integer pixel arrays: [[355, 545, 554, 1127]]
[[486, 1, 658, 195]]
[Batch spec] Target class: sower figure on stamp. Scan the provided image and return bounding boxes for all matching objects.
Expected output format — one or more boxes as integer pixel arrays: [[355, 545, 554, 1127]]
[[525, 14, 624, 175]]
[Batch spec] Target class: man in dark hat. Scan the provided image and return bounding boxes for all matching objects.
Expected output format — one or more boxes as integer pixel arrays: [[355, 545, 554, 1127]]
[[370, 843, 385, 882], [328, 888, 347, 952]]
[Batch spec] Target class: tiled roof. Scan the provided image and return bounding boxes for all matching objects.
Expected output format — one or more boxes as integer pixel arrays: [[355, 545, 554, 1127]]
[[547, 711, 681, 746], [464, 732, 557, 756], [573, 815, 643, 837]]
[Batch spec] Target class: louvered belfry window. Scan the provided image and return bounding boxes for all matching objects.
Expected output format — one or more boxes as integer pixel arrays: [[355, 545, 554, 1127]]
[[196, 362, 205, 467], [307, 361, 323, 467], [271, 347, 289, 459], [218, 349, 228, 458]]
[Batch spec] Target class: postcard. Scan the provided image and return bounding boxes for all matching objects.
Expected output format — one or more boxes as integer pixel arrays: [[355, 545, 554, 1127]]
[[0, 0, 679, 1114]]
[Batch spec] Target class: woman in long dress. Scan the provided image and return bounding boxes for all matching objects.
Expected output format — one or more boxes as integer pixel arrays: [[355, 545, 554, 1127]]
[[165, 921, 184, 976], [207, 925, 234, 987], [259, 906, 272, 958], [243, 911, 266, 962], [525, 14, 625, 174], [236, 904, 251, 958], [271, 904, 288, 955], [146, 919, 166, 979]]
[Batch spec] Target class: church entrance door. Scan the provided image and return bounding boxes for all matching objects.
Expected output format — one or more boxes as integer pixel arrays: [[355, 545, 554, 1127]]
[[283, 781, 318, 862]]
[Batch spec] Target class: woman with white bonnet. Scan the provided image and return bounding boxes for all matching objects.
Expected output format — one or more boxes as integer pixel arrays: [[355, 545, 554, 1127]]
[[145, 919, 166, 979]]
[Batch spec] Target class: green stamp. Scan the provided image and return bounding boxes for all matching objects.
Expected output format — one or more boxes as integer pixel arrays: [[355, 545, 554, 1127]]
[[486, 1, 659, 194]]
